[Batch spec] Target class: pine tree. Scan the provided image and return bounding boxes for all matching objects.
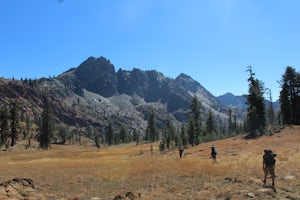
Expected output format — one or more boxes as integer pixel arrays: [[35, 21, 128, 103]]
[[165, 116, 176, 148], [296, 73, 300, 124], [39, 98, 54, 149], [106, 123, 114, 145], [132, 129, 140, 145], [57, 125, 69, 144], [245, 66, 266, 137], [10, 101, 19, 146], [174, 129, 181, 148], [113, 132, 120, 145], [25, 115, 31, 139], [180, 123, 188, 148], [206, 109, 214, 133], [206, 109, 215, 139], [95, 134, 100, 148], [187, 95, 202, 145], [106, 123, 113, 146], [159, 127, 167, 150], [233, 115, 238, 134], [0, 105, 9, 147], [279, 66, 300, 125], [228, 108, 233, 134], [145, 109, 158, 142], [119, 126, 128, 143], [267, 89, 275, 126], [159, 139, 166, 153], [187, 118, 195, 146]]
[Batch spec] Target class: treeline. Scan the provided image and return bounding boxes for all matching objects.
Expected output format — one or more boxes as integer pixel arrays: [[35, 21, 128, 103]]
[[145, 95, 243, 153], [0, 98, 54, 150], [153, 65, 300, 147], [244, 66, 300, 138], [0, 66, 299, 150], [279, 66, 300, 125], [0, 95, 142, 150], [0, 94, 242, 151], [0, 101, 20, 148]]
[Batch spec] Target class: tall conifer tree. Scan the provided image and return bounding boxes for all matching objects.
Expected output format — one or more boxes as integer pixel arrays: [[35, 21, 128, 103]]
[[106, 122, 113, 146], [206, 109, 215, 138], [228, 108, 233, 134], [246, 66, 266, 137], [40, 98, 53, 149], [119, 125, 128, 143], [267, 89, 275, 126], [180, 123, 188, 148], [145, 109, 158, 142], [10, 101, 19, 146], [0, 105, 9, 147], [187, 95, 202, 145], [279, 66, 300, 125]]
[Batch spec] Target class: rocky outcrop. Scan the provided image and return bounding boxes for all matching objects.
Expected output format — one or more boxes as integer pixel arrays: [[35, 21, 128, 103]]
[[113, 191, 141, 200], [75, 56, 117, 97], [0, 178, 45, 200], [0, 56, 238, 138], [71, 57, 228, 114]]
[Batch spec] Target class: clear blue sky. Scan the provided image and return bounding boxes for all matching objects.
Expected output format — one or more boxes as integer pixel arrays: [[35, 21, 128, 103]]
[[1, 0, 300, 101]]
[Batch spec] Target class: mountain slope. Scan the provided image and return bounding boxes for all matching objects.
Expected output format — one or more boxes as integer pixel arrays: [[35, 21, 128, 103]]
[[217, 92, 280, 111], [0, 56, 235, 135], [217, 92, 248, 110]]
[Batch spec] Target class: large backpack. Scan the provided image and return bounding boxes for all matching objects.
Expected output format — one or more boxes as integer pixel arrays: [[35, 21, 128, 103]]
[[211, 147, 217, 156], [263, 150, 276, 166]]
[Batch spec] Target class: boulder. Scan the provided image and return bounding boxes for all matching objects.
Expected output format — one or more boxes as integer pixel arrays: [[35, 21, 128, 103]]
[[0, 178, 45, 200]]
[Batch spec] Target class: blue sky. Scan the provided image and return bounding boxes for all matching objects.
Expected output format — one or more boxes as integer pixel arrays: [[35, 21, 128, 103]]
[[1, 0, 300, 101]]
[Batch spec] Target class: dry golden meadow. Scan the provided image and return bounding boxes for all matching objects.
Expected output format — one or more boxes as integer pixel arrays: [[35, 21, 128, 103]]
[[0, 126, 299, 200]]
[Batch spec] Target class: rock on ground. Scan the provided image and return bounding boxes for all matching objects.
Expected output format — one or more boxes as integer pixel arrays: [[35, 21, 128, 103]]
[[0, 178, 45, 200]]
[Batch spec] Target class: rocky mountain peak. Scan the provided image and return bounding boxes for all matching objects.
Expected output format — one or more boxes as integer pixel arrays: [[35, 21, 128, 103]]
[[74, 56, 117, 97], [77, 56, 114, 71], [175, 73, 201, 93], [176, 73, 192, 80], [0, 56, 243, 135]]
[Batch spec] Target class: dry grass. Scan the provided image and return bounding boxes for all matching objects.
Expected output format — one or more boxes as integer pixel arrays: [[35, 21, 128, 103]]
[[0, 126, 299, 200]]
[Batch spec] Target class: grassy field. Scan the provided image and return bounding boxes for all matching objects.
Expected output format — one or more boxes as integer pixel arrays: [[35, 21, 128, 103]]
[[0, 126, 299, 200]]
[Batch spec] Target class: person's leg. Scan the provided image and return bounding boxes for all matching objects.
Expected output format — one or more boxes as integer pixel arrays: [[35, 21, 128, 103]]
[[263, 168, 267, 185], [270, 166, 275, 187], [213, 155, 217, 163]]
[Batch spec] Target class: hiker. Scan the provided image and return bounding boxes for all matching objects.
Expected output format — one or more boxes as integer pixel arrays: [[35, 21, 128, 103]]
[[210, 145, 217, 161], [263, 149, 277, 188], [179, 145, 184, 158]]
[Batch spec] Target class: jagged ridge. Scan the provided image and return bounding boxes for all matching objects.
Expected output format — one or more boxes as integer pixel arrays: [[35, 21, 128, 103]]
[[0, 56, 234, 135]]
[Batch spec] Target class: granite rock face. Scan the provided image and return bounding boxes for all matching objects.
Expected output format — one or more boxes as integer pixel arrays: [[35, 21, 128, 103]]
[[75, 56, 118, 97], [0, 56, 236, 136]]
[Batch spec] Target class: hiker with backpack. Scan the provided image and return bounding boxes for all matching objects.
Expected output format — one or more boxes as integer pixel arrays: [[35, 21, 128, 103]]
[[179, 145, 184, 158], [210, 145, 217, 162], [263, 149, 277, 188]]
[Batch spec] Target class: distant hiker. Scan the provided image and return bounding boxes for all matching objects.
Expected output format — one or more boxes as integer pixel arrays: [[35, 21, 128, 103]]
[[150, 144, 153, 156], [210, 145, 217, 161], [263, 149, 277, 188], [179, 145, 184, 158]]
